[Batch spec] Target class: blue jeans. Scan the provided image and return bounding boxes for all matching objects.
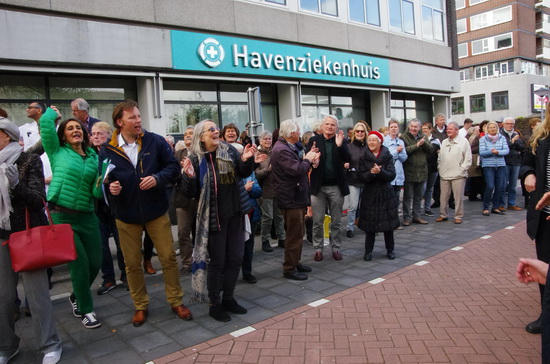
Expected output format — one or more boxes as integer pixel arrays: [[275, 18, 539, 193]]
[[499, 165, 521, 208], [482, 167, 506, 210], [423, 171, 439, 211], [347, 185, 363, 232]]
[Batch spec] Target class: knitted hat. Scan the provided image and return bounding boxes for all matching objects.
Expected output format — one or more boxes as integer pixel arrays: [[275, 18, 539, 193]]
[[0, 117, 20, 142], [368, 130, 384, 144]]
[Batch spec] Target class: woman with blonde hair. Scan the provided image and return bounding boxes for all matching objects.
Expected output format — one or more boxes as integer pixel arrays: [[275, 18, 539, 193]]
[[344, 122, 368, 238], [521, 103, 550, 334]]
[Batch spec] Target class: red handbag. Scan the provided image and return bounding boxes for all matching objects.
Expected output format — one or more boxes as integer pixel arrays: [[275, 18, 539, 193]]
[[4, 203, 77, 272]]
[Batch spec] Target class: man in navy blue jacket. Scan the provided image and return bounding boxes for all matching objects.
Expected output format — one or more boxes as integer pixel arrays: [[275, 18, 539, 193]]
[[99, 100, 192, 327]]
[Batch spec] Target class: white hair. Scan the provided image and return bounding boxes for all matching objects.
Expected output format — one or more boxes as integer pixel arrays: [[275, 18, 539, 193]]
[[279, 119, 300, 138]]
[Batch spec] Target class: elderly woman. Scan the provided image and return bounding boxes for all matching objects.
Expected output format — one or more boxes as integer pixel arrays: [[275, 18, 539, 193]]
[[357, 131, 400, 261], [0, 118, 62, 364], [91, 121, 128, 295], [479, 121, 509, 216], [40, 108, 103, 329], [359, 131, 399, 261], [344, 122, 368, 238], [255, 130, 285, 252], [180, 120, 265, 322], [521, 104, 550, 334]]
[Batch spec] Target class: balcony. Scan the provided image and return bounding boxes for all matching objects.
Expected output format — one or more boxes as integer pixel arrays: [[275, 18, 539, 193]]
[[536, 0, 550, 9], [537, 46, 550, 60], [537, 21, 550, 34]]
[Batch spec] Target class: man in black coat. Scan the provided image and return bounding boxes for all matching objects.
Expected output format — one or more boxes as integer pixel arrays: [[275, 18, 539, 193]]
[[306, 115, 351, 262]]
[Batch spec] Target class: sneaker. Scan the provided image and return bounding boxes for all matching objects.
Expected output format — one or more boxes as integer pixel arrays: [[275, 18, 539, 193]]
[[346, 230, 354, 238], [69, 294, 81, 317], [242, 274, 257, 284], [0, 349, 19, 364], [42, 348, 62, 364], [97, 280, 117, 295], [423, 210, 434, 217], [81, 312, 101, 329]]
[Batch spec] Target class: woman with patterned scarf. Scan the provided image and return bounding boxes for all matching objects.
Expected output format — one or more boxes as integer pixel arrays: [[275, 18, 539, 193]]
[[180, 120, 266, 322]]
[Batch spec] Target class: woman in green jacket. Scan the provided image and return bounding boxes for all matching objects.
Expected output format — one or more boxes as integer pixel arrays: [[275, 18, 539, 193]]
[[40, 107, 103, 329]]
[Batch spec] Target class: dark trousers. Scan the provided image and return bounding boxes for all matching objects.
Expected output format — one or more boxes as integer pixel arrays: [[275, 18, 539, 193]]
[[364, 231, 395, 254], [282, 208, 305, 273], [242, 221, 257, 276], [536, 212, 550, 304], [207, 213, 244, 305], [143, 232, 154, 261], [99, 215, 126, 282]]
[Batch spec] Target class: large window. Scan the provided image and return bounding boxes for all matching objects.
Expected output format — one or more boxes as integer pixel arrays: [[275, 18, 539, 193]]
[[474, 61, 514, 80], [422, 0, 445, 41], [300, 0, 338, 16], [471, 33, 513, 55], [458, 43, 468, 58], [301, 87, 368, 134], [452, 97, 464, 114], [0, 73, 136, 126], [470, 6, 512, 31], [492, 91, 509, 110], [389, 0, 415, 35], [163, 81, 278, 136], [349, 0, 381, 26], [457, 18, 467, 34], [470, 94, 486, 113], [459, 69, 470, 81]]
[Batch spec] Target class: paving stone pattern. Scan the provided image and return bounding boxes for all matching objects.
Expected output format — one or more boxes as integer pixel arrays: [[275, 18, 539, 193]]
[[13, 197, 541, 363]]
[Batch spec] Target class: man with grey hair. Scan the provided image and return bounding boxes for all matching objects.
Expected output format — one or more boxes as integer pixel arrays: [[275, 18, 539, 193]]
[[71, 98, 99, 133], [499, 117, 526, 211], [306, 115, 351, 261], [436, 121, 471, 224], [271, 119, 319, 280], [432, 113, 447, 143], [401, 118, 434, 225]]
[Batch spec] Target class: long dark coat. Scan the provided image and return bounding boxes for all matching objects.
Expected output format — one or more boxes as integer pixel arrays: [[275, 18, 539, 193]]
[[357, 146, 400, 233]]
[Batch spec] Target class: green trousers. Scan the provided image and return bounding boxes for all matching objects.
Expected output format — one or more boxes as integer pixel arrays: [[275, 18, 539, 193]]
[[52, 210, 102, 314]]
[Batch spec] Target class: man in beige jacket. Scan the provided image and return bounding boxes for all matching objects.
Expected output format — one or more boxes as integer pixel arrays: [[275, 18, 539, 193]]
[[436, 121, 472, 224]]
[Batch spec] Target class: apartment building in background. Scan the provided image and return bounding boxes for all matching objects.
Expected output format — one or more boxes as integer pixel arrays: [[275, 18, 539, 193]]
[[452, 0, 550, 124], [1, 0, 459, 135]]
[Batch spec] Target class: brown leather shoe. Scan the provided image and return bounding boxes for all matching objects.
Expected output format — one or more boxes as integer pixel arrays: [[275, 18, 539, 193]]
[[412, 218, 428, 224], [132, 309, 148, 327], [508, 206, 523, 211], [171, 304, 193, 321], [498, 206, 506, 212], [435, 217, 448, 222], [314, 251, 323, 261], [143, 260, 156, 275], [332, 251, 343, 261], [454, 218, 462, 224]]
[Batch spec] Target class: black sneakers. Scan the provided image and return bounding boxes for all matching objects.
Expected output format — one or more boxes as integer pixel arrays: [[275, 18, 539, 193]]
[[69, 294, 81, 317], [97, 280, 117, 295], [81, 312, 101, 329], [209, 304, 231, 322], [222, 299, 247, 314]]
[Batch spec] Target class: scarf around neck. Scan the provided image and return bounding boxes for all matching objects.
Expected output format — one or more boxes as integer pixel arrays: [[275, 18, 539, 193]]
[[0, 142, 23, 230]]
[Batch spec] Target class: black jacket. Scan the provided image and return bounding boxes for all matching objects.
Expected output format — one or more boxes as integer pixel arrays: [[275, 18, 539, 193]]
[[99, 129, 180, 224], [521, 137, 550, 239], [346, 140, 367, 187], [179, 143, 254, 232], [1, 152, 47, 239], [356, 146, 400, 233], [306, 134, 351, 196], [501, 128, 526, 166]]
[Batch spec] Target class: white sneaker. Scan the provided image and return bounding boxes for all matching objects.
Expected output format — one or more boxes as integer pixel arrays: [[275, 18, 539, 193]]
[[81, 312, 101, 329], [42, 348, 62, 364], [0, 349, 19, 364]]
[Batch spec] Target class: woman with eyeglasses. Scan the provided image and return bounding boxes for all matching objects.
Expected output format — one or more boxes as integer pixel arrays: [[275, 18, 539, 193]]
[[344, 122, 368, 238], [180, 120, 266, 322]]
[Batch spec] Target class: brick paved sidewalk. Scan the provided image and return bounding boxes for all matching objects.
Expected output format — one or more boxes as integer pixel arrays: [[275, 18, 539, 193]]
[[154, 221, 541, 363]]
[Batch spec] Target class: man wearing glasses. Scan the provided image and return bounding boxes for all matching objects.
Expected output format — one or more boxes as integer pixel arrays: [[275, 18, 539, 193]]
[[20, 102, 46, 151]]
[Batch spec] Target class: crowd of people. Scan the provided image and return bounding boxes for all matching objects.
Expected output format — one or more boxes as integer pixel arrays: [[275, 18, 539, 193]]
[[0, 96, 546, 363]]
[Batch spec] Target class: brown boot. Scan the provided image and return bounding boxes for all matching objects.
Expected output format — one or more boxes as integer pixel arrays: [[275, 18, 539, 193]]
[[143, 260, 156, 274]]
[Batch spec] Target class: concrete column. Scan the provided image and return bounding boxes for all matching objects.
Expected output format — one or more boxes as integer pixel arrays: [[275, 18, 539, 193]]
[[433, 96, 450, 122], [369, 90, 389, 131], [137, 76, 166, 135], [277, 84, 297, 122]]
